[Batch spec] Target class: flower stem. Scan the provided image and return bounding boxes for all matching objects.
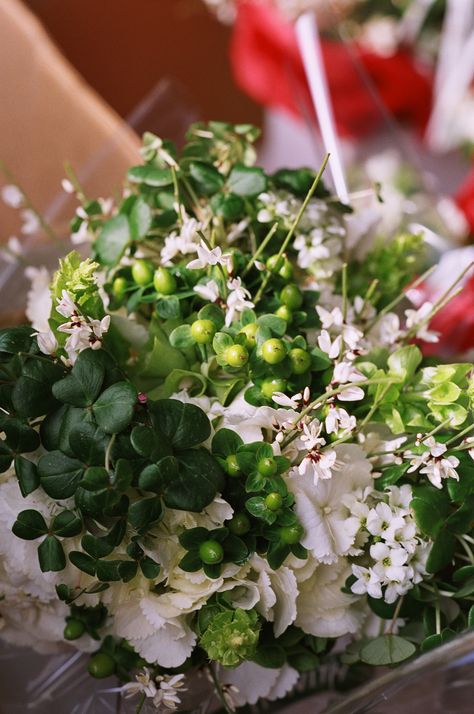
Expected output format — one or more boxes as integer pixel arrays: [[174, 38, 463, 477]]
[[207, 665, 233, 714], [254, 154, 329, 304], [135, 693, 146, 714], [242, 222, 278, 277]]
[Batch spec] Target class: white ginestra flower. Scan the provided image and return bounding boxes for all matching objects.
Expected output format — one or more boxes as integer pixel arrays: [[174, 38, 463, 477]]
[[333, 361, 365, 385], [405, 302, 439, 343], [225, 277, 254, 326], [419, 454, 460, 490], [34, 330, 58, 355], [370, 543, 408, 582], [318, 330, 342, 359], [20, 208, 41, 235], [465, 437, 474, 461], [153, 673, 187, 711], [161, 218, 201, 264], [272, 392, 302, 409], [71, 220, 93, 245], [193, 279, 220, 302], [353, 295, 376, 322], [325, 405, 356, 434], [186, 240, 232, 271], [56, 290, 77, 319], [61, 178, 75, 194], [122, 668, 158, 700], [342, 324, 364, 351], [89, 315, 111, 339], [227, 218, 250, 243], [366, 502, 405, 542], [298, 447, 337, 484], [299, 420, 325, 451], [0, 236, 23, 264], [387, 484, 413, 514], [351, 565, 382, 599], [372, 312, 401, 346], [1, 184, 23, 208], [316, 305, 343, 330]]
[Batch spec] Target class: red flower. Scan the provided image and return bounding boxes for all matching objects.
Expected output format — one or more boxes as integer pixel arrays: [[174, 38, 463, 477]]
[[422, 273, 474, 356], [230, 1, 433, 138], [455, 164, 474, 235]]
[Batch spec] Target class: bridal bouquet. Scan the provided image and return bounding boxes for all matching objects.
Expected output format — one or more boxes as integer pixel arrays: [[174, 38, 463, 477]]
[[2, 122, 474, 712]]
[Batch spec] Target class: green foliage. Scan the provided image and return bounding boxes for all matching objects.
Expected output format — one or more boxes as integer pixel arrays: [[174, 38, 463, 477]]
[[199, 608, 261, 667]]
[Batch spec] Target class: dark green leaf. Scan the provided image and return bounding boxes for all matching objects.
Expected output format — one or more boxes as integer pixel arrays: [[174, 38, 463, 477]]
[[15, 456, 39, 496], [82, 533, 116, 559], [0, 442, 12, 473], [426, 529, 456, 573], [189, 161, 224, 195], [156, 295, 181, 320], [129, 197, 152, 240], [163, 448, 225, 512], [149, 399, 211, 450], [128, 497, 163, 533], [140, 557, 161, 579], [411, 487, 450, 538], [95, 214, 130, 266], [169, 324, 194, 350], [38, 451, 84, 499], [38, 535, 66, 572], [228, 165, 267, 197], [52, 349, 105, 407], [51, 510, 83, 537], [0, 417, 40, 453], [12, 509, 48, 540], [92, 382, 137, 434], [0, 326, 36, 355], [179, 527, 210, 549], [69, 422, 109, 466], [139, 457, 179, 493], [178, 550, 202, 572], [130, 425, 172, 461], [212, 428, 243, 458], [69, 551, 97, 576], [252, 645, 286, 669]]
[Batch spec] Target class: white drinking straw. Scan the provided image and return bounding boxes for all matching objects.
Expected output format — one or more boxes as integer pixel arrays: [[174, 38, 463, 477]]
[[295, 11, 349, 204]]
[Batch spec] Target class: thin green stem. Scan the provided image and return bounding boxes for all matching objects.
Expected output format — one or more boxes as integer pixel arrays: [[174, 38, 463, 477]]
[[63, 161, 88, 202], [366, 264, 437, 331], [445, 422, 474, 447], [171, 166, 184, 227], [357, 278, 379, 319], [254, 154, 330, 304], [105, 434, 116, 473], [388, 596, 404, 635], [341, 263, 348, 322], [242, 222, 278, 277], [207, 665, 233, 714], [135, 693, 146, 714]]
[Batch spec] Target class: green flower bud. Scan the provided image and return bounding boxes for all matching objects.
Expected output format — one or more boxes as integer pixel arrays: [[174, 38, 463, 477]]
[[200, 609, 260, 667]]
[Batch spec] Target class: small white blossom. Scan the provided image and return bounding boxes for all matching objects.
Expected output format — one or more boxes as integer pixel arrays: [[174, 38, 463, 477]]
[[371, 542, 408, 582], [187, 240, 232, 271], [351, 565, 382, 599], [316, 305, 343, 330], [0, 236, 23, 264], [366, 502, 405, 542], [406, 437, 460, 489], [325, 405, 356, 434], [20, 208, 41, 235], [194, 279, 220, 302], [405, 302, 439, 343], [318, 330, 342, 359], [225, 277, 254, 326], [1, 184, 23, 208], [34, 330, 58, 355], [122, 668, 158, 700], [272, 392, 302, 409], [61, 178, 75, 194]]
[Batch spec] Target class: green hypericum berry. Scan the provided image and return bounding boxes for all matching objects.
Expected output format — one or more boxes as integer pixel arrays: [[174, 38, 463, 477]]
[[225, 454, 241, 477], [199, 539, 224, 565], [257, 456, 278, 477], [278, 261, 293, 281], [280, 524, 304, 545], [289, 348, 311, 375], [275, 305, 292, 322], [199, 608, 260, 667], [64, 619, 85, 641], [229, 512, 251, 535], [131, 259, 154, 286], [261, 377, 287, 398], [112, 276, 127, 301], [266, 254, 284, 273], [223, 344, 249, 367], [280, 284, 303, 310], [239, 322, 258, 348], [153, 267, 177, 294], [261, 338, 286, 365], [88, 652, 116, 679], [265, 492, 283, 511], [191, 319, 216, 344]]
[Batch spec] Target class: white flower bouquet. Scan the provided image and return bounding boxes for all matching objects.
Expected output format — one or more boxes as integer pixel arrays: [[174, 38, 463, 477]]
[[1, 121, 474, 712]]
